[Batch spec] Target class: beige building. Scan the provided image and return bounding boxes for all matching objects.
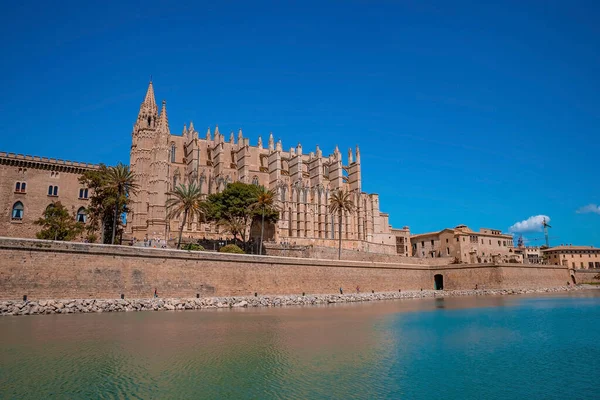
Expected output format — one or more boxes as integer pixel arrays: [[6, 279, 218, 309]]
[[410, 225, 520, 264], [128, 82, 394, 249], [0, 152, 98, 239], [543, 245, 600, 269], [391, 226, 411, 257]]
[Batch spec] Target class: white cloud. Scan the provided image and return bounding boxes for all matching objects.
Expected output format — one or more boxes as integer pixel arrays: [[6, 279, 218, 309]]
[[509, 215, 550, 234], [576, 204, 600, 215]]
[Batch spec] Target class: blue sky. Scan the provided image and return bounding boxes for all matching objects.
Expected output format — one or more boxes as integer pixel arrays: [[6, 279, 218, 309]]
[[1, 0, 598, 246]]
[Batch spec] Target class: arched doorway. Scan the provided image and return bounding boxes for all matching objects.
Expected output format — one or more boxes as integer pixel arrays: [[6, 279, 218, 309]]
[[571, 274, 576, 285], [434, 274, 444, 290]]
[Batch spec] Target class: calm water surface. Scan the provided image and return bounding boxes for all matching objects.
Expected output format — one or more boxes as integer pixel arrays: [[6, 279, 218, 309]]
[[1, 292, 599, 399]]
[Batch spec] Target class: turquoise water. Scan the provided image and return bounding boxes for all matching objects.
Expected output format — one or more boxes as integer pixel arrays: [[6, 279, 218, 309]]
[[1, 292, 599, 399]]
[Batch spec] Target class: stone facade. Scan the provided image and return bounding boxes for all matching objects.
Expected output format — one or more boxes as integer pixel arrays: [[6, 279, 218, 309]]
[[543, 245, 600, 269], [410, 225, 520, 264], [128, 82, 392, 248], [0, 152, 98, 239]]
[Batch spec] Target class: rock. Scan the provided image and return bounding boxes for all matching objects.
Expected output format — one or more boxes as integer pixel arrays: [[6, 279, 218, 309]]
[[233, 301, 248, 308]]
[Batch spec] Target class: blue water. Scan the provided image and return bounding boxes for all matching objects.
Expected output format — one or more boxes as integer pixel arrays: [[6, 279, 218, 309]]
[[1, 292, 599, 399]]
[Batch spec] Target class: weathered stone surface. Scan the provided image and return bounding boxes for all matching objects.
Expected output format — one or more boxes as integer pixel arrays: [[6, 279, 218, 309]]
[[0, 286, 588, 317]]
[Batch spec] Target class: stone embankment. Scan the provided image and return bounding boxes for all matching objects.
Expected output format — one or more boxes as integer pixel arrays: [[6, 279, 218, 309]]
[[0, 286, 584, 316]]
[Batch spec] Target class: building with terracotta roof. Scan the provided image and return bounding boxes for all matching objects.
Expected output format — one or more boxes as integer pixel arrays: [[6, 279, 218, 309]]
[[410, 225, 520, 264], [542, 245, 600, 269]]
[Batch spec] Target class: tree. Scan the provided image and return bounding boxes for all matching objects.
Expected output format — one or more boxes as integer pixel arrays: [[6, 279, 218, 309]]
[[218, 216, 246, 243], [106, 164, 139, 245], [249, 187, 279, 254], [79, 164, 134, 244], [166, 183, 206, 249], [328, 190, 355, 260], [206, 182, 264, 248], [35, 202, 84, 241]]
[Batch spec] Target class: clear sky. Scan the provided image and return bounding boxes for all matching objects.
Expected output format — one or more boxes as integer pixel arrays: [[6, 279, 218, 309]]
[[1, 0, 598, 246]]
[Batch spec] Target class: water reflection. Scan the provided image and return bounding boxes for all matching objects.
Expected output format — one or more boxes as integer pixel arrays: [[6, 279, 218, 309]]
[[1, 292, 599, 399]]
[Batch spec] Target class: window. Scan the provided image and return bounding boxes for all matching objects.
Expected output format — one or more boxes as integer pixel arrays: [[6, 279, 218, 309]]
[[595, 262, 600, 268], [76, 207, 87, 223], [503, 241, 506, 246], [11, 201, 24, 220], [446, 238, 448, 243], [431, 240, 434, 246], [456, 238, 459, 242], [589, 262, 594, 269], [15, 182, 26, 193], [48, 185, 58, 196], [421, 241, 425, 247], [446, 247, 450, 255], [79, 188, 89, 199], [252, 176, 259, 186], [171, 144, 176, 162], [572, 262, 575, 268], [581, 262, 584, 268]]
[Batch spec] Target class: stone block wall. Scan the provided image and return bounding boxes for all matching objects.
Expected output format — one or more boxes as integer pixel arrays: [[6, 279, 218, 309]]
[[0, 238, 571, 300]]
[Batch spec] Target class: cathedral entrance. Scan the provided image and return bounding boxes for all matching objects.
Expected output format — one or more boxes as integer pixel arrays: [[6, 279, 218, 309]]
[[434, 274, 444, 290]]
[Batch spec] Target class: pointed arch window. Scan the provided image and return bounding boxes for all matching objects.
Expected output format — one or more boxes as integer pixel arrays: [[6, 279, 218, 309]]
[[252, 176, 259, 186], [76, 207, 87, 223], [48, 185, 59, 196], [12, 201, 24, 220], [79, 188, 89, 199], [171, 144, 176, 163]]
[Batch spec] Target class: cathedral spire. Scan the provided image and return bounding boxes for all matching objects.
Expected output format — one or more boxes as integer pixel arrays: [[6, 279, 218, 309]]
[[157, 100, 170, 133], [143, 81, 157, 109]]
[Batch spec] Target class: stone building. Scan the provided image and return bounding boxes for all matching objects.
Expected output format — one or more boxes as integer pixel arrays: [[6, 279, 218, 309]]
[[410, 225, 520, 264], [128, 82, 394, 250], [0, 152, 98, 239], [543, 245, 600, 269]]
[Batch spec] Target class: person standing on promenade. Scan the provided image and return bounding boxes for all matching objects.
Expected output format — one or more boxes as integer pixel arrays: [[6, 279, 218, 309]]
[[154, 288, 158, 298], [339, 287, 343, 295]]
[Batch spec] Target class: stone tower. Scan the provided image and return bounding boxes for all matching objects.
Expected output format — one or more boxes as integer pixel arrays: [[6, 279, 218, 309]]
[[147, 100, 170, 236], [129, 81, 158, 236]]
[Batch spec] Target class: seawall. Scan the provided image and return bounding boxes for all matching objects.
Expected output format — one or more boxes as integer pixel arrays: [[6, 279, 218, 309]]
[[0, 237, 571, 300]]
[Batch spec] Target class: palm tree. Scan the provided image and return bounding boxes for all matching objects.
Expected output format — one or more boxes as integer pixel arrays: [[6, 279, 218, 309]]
[[328, 190, 355, 260], [166, 183, 205, 249], [249, 187, 279, 254], [106, 164, 139, 245]]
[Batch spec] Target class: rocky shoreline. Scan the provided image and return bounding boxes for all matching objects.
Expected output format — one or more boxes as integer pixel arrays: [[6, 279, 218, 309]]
[[0, 286, 588, 316]]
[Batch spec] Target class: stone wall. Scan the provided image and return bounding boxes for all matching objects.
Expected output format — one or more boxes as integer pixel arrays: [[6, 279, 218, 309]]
[[0, 238, 571, 301], [264, 243, 451, 265], [573, 269, 600, 284]]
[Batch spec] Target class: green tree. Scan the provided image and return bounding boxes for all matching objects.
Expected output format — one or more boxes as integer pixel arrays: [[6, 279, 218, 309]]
[[206, 182, 264, 248], [106, 164, 139, 245], [35, 202, 84, 241], [166, 183, 206, 249], [79, 164, 133, 244], [249, 187, 280, 254], [328, 190, 355, 260]]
